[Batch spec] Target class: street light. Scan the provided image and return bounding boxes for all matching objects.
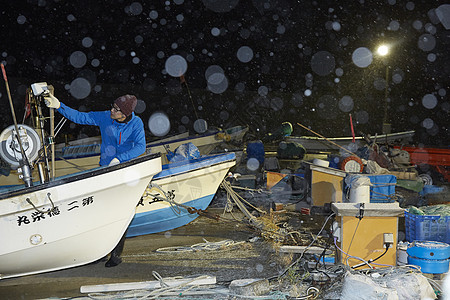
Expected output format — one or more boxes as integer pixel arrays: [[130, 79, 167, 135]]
[[377, 44, 391, 134], [377, 45, 389, 56]]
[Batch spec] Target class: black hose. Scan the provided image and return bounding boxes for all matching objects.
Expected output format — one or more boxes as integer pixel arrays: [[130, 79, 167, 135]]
[[352, 244, 390, 270]]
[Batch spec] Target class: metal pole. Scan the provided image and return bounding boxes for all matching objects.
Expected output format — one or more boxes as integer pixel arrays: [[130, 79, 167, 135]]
[[1, 63, 33, 186], [50, 107, 55, 179], [382, 65, 391, 134], [37, 103, 51, 177], [296, 122, 358, 157]]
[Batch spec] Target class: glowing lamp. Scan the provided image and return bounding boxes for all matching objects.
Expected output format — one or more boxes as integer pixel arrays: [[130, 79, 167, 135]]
[[377, 45, 389, 56]]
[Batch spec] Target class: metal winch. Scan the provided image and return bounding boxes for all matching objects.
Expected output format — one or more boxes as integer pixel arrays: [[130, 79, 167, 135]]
[[0, 124, 41, 186]]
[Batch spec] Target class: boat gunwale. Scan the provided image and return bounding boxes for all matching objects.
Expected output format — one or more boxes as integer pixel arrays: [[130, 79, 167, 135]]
[[145, 130, 221, 148], [153, 152, 236, 180], [56, 126, 247, 159], [287, 130, 415, 142], [55, 133, 219, 160]]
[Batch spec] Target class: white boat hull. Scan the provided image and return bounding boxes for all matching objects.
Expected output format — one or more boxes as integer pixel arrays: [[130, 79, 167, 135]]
[[0, 154, 162, 279], [127, 153, 236, 237]]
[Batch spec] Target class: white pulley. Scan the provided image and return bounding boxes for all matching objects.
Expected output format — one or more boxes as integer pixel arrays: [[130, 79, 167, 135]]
[[0, 124, 41, 169]]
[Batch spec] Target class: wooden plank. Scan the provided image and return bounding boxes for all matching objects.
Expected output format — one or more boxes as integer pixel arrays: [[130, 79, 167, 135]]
[[80, 275, 216, 293], [331, 203, 404, 217], [389, 171, 417, 180], [279, 245, 332, 255]]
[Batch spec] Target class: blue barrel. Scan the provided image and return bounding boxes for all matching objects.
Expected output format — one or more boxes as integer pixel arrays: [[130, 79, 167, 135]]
[[407, 256, 449, 274], [328, 155, 340, 169], [407, 241, 450, 274], [246, 140, 265, 165]]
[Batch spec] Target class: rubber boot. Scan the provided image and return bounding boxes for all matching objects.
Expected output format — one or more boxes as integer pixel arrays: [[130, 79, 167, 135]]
[[105, 232, 126, 267], [91, 255, 108, 265]]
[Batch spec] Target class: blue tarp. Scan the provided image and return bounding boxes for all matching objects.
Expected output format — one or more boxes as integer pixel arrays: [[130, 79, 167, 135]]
[[166, 142, 201, 162]]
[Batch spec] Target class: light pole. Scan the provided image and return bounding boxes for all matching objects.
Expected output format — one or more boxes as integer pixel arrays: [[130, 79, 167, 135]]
[[377, 44, 391, 134]]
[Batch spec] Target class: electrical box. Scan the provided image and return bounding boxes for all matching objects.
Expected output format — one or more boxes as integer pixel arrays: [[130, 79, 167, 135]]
[[304, 162, 346, 206], [331, 202, 404, 269]]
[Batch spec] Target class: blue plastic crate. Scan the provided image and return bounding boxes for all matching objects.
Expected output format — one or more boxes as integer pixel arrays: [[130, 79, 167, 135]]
[[419, 185, 445, 196], [405, 211, 450, 244], [61, 144, 101, 158], [366, 174, 396, 203]]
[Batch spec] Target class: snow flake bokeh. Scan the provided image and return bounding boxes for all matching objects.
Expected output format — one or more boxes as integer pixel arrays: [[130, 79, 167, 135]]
[[0, 0, 449, 145]]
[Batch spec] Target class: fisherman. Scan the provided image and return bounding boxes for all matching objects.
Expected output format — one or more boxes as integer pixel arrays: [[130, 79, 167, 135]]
[[43, 93, 145, 167], [44, 92, 146, 267]]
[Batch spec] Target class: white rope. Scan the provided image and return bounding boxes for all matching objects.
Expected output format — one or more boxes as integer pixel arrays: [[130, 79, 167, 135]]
[[155, 238, 245, 253], [221, 180, 266, 214], [141, 183, 186, 215]]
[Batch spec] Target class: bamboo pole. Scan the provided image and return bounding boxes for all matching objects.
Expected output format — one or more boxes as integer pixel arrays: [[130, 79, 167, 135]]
[[296, 122, 358, 157], [1, 63, 33, 186]]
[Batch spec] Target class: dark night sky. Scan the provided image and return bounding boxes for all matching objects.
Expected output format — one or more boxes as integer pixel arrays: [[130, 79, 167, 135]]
[[0, 0, 449, 146]]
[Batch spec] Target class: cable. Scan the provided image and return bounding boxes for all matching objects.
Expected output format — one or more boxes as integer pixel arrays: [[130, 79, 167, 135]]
[[334, 237, 374, 269], [351, 244, 390, 269], [291, 286, 320, 299], [427, 278, 443, 293], [369, 245, 390, 263], [180, 75, 199, 120], [344, 217, 361, 262], [275, 212, 336, 280], [315, 237, 333, 271], [371, 262, 394, 267]]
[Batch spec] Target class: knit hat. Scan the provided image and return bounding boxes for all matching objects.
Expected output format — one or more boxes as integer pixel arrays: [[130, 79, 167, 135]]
[[114, 95, 137, 117]]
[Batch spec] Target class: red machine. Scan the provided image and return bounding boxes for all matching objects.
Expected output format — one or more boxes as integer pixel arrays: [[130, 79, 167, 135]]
[[395, 146, 450, 183]]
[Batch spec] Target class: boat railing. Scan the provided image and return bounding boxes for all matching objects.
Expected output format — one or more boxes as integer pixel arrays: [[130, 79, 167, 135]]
[[60, 144, 101, 158]]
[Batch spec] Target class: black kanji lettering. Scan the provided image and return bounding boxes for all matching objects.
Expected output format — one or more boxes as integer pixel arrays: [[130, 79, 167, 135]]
[[82, 196, 94, 206], [47, 206, 61, 217], [67, 201, 79, 211], [31, 211, 45, 222], [17, 215, 30, 226], [167, 190, 176, 200]]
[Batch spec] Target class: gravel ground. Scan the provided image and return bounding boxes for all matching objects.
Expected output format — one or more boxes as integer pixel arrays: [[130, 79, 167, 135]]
[[0, 209, 298, 299]]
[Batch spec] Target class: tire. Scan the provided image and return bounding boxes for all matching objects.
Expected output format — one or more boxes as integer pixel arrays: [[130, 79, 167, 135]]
[[416, 164, 444, 185], [418, 173, 433, 185]]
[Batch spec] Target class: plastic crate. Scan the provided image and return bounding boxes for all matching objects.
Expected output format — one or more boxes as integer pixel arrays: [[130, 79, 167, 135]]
[[419, 185, 445, 196], [405, 210, 450, 244], [366, 174, 396, 203]]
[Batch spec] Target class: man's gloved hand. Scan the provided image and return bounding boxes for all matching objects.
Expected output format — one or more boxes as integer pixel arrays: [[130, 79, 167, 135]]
[[43, 93, 61, 109], [108, 158, 120, 166]]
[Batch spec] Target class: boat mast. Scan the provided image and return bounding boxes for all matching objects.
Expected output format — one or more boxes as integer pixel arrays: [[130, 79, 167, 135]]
[[50, 106, 55, 179], [35, 100, 52, 179]]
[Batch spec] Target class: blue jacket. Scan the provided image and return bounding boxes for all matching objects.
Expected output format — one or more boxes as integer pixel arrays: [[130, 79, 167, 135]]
[[57, 103, 146, 166]]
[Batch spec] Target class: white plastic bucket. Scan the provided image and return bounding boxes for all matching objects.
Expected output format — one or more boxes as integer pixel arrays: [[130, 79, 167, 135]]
[[346, 175, 371, 203], [397, 242, 409, 266]]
